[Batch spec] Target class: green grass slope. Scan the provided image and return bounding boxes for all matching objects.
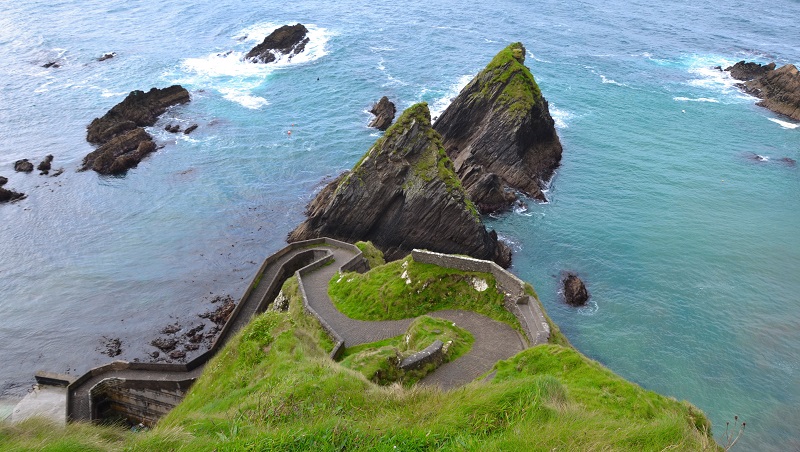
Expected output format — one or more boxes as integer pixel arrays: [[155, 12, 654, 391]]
[[0, 259, 719, 451]]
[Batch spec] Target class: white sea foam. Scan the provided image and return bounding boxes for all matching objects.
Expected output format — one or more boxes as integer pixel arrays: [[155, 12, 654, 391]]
[[101, 89, 129, 98], [549, 104, 572, 129], [496, 234, 522, 253], [219, 88, 269, 109], [600, 74, 627, 86], [767, 118, 800, 129], [673, 96, 720, 103], [427, 74, 473, 120], [172, 22, 332, 109], [683, 55, 753, 103], [377, 58, 385, 71], [527, 51, 552, 64]]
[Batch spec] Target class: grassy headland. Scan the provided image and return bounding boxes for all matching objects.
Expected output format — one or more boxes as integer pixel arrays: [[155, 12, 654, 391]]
[[0, 255, 718, 451]]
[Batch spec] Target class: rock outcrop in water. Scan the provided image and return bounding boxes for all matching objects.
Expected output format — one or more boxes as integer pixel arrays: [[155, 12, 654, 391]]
[[288, 102, 512, 267], [82, 85, 190, 174], [433, 42, 562, 212], [245, 24, 309, 64], [0, 176, 25, 203], [726, 61, 800, 121], [563, 273, 589, 307], [14, 159, 34, 173], [369, 96, 396, 131]]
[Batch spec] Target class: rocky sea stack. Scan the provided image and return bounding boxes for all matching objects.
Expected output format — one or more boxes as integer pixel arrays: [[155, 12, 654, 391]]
[[433, 42, 561, 212], [82, 85, 190, 175], [246, 24, 309, 64], [369, 96, 396, 131], [289, 102, 511, 267], [434, 43, 562, 212], [726, 61, 800, 121], [563, 273, 589, 307]]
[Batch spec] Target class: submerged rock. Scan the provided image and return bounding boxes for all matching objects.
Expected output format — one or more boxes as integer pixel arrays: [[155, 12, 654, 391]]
[[42, 62, 60, 69], [82, 85, 190, 174], [726, 61, 800, 121], [289, 102, 511, 267], [245, 24, 309, 64], [563, 273, 589, 307], [0, 186, 25, 203], [369, 96, 396, 131], [98, 52, 116, 62], [14, 159, 34, 173], [37, 155, 53, 175], [434, 42, 562, 211]]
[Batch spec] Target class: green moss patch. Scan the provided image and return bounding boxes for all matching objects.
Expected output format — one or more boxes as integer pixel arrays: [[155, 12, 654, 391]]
[[328, 256, 518, 330], [339, 315, 474, 385]]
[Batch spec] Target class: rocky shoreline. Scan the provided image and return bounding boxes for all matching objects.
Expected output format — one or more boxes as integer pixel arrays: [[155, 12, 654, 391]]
[[725, 60, 800, 121]]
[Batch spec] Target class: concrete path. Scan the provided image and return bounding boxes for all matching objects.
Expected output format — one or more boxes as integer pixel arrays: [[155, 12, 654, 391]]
[[60, 239, 546, 424], [302, 247, 526, 389]]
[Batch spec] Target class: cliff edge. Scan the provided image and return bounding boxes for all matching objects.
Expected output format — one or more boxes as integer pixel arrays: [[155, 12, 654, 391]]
[[288, 103, 511, 267], [434, 43, 562, 211]]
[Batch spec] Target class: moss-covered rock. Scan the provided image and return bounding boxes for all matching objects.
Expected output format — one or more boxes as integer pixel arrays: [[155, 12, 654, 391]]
[[288, 103, 511, 267], [434, 42, 562, 210]]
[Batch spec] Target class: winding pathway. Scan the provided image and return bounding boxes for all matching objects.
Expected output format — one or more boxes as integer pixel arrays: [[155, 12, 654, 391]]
[[63, 238, 546, 423]]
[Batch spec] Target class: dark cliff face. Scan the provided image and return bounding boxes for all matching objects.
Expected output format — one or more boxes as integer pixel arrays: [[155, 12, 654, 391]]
[[433, 42, 562, 211], [82, 85, 190, 175], [288, 103, 511, 267], [726, 61, 800, 121]]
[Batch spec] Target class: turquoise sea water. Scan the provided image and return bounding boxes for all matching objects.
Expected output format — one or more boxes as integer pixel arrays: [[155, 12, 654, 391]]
[[1, 1, 798, 448]]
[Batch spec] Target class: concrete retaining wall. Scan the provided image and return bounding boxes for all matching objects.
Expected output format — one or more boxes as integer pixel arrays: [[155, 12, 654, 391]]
[[89, 378, 193, 426], [400, 340, 444, 371], [411, 249, 550, 345], [63, 237, 366, 424]]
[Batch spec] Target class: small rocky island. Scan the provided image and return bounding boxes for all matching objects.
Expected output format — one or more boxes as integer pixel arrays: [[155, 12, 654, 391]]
[[288, 102, 511, 267], [369, 96, 396, 131], [434, 42, 562, 212], [82, 85, 190, 175], [245, 24, 309, 63], [725, 61, 800, 121]]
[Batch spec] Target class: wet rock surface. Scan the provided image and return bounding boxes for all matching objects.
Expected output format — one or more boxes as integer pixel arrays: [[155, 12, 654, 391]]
[[37, 155, 53, 175], [726, 61, 800, 121], [99, 337, 122, 357], [245, 24, 309, 64], [82, 85, 190, 175], [289, 102, 511, 267], [369, 96, 396, 131], [144, 295, 234, 363], [0, 175, 25, 203], [434, 42, 562, 211], [563, 273, 590, 307], [14, 159, 34, 173]]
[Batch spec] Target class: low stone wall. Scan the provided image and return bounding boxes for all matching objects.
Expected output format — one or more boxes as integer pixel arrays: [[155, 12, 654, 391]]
[[400, 340, 444, 371], [63, 237, 366, 424], [410, 249, 550, 345]]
